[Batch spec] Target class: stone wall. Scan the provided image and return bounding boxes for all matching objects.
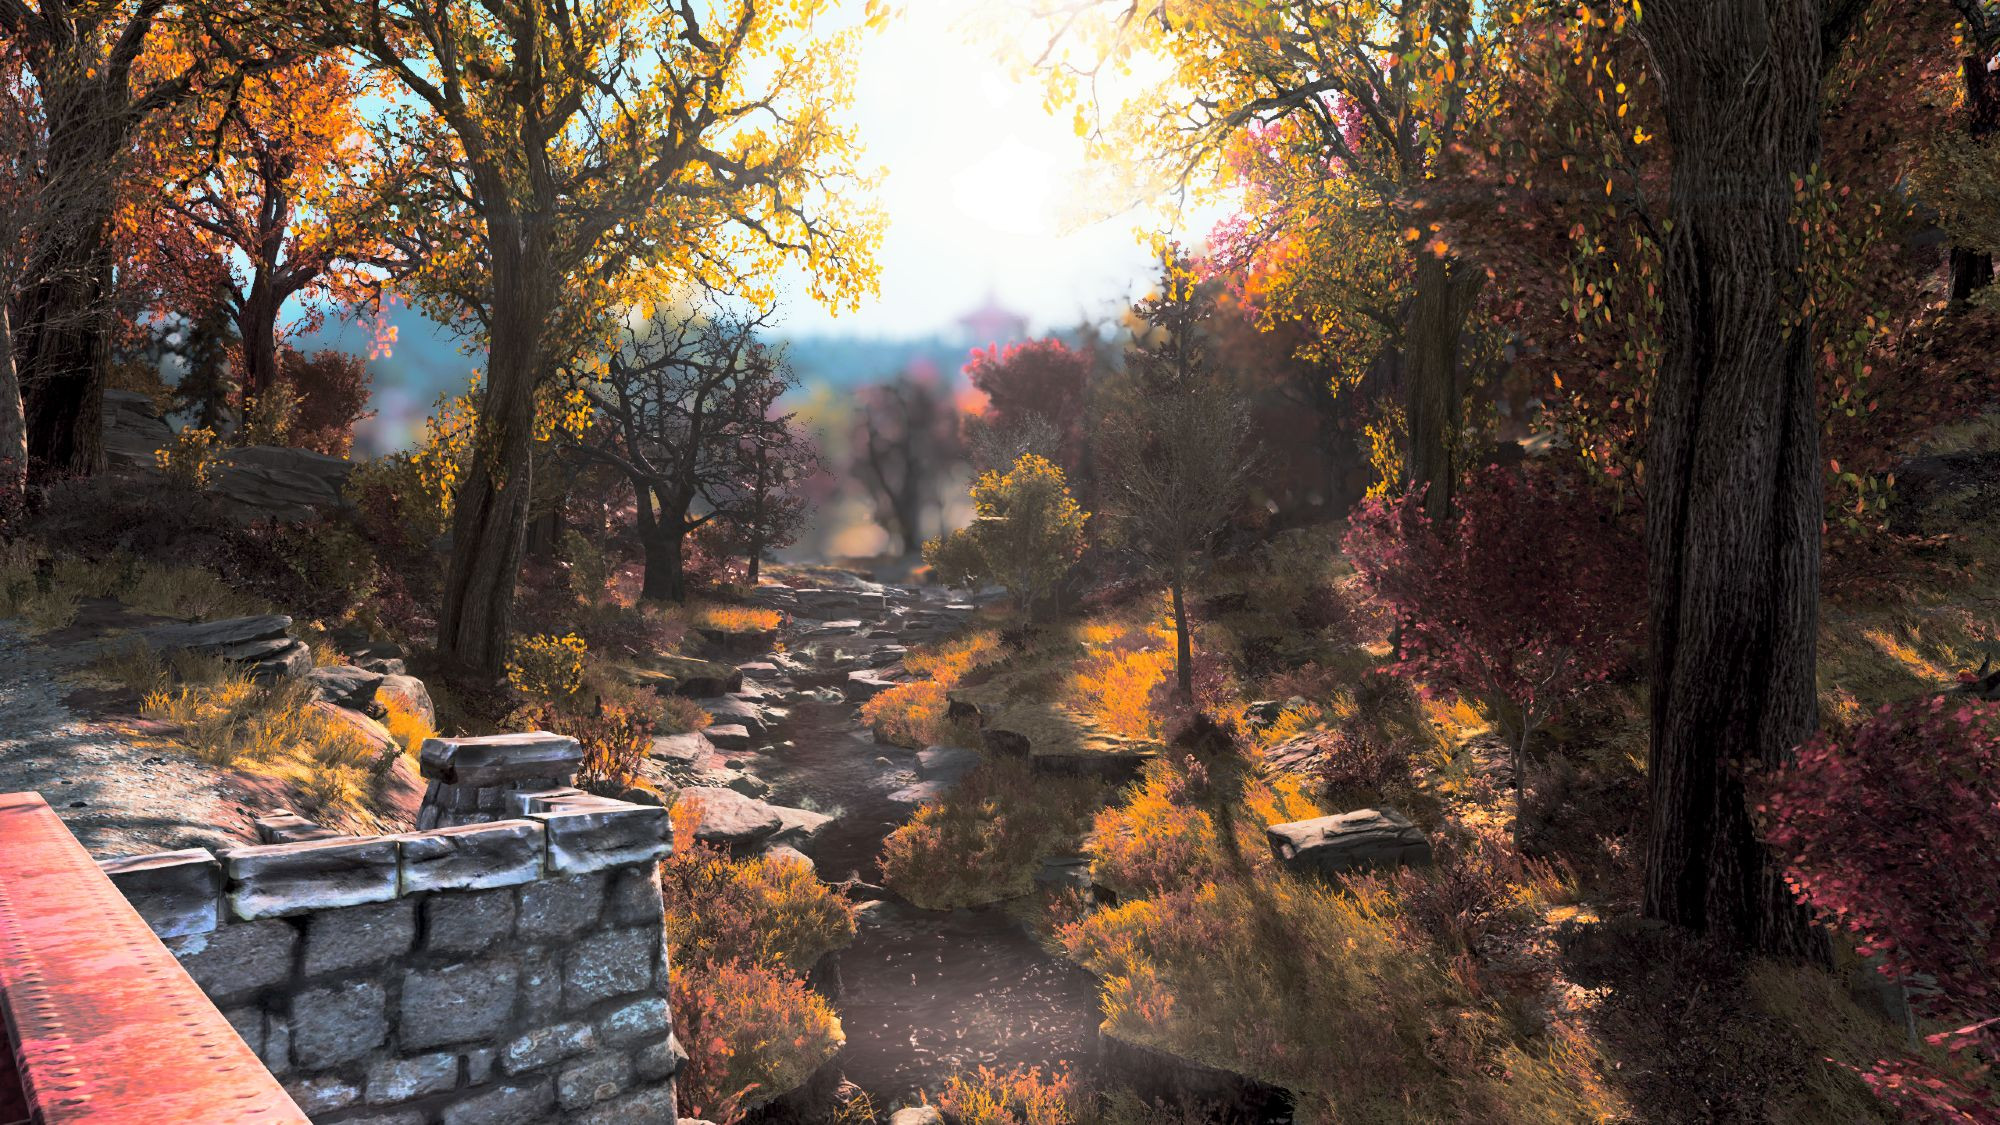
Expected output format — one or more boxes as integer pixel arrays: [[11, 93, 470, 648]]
[[100, 776, 682, 1124]]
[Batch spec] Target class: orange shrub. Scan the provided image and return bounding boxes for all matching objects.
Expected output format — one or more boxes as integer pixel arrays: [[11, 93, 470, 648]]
[[671, 957, 843, 1121], [516, 699, 653, 788], [658, 694, 715, 735], [934, 1065, 1085, 1125], [1066, 624, 1174, 740], [661, 799, 856, 971], [692, 603, 782, 633], [903, 628, 1004, 686], [860, 680, 947, 748], [1087, 757, 1321, 898]]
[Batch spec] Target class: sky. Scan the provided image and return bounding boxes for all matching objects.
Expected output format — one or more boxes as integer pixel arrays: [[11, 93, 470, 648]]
[[767, 0, 1191, 339]]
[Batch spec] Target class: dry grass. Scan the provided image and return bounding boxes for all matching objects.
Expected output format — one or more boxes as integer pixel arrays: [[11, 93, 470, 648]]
[[1064, 616, 1175, 740], [142, 667, 388, 817], [379, 687, 437, 758], [691, 603, 782, 633], [880, 755, 1102, 909]]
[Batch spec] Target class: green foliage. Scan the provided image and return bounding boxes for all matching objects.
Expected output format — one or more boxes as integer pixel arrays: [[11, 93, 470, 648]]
[[924, 453, 1087, 613]]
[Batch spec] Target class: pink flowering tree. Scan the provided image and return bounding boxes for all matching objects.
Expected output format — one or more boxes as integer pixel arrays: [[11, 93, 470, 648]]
[[1343, 462, 1644, 842], [1761, 695, 2000, 1122]]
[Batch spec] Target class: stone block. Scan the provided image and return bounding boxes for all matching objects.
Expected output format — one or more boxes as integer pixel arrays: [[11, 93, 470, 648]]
[[564, 927, 657, 1009], [284, 1073, 362, 1115], [221, 1005, 263, 1056], [515, 872, 607, 941], [253, 809, 345, 845], [520, 948, 564, 1013], [401, 959, 521, 1050], [530, 802, 668, 876], [367, 1051, 461, 1104], [503, 786, 585, 817], [634, 1033, 688, 1081], [425, 887, 518, 955], [440, 1080, 555, 1125], [223, 835, 401, 920], [597, 997, 669, 1045], [263, 1013, 292, 1074], [703, 723, 752, 751], [571, 1084, 678, 1125], [100, 848, 220, 939], [608, 865, 665, 926], [464, 1048, 496, 1085], [1265, 807, 1433, 879], [401, 820, 545, 892], [303, 897, 416, 977], [500, 1019, 597, 1073], [557, 1053, 631, 1111], [166, 918, 297, 1002], [420, 732, 583, 786], [291, 979, 388, 1068]]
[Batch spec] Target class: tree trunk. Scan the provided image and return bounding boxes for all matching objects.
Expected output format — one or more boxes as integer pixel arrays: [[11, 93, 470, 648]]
[[14, 230, 111, 477], [1950, 55, 1999, 303], [0, 300, 27, 495], [238, 275, 283, 399], [1639, 0, 1828, 959], [746, 530, 763, 586], [639, 525, 687, 603], [1402, 252, 1484, 519], [435, 248, 548, 682], [1170, 573, 1193, 700]]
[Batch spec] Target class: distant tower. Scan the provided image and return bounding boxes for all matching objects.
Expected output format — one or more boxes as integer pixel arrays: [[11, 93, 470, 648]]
[[955, 290, 1029, 350]]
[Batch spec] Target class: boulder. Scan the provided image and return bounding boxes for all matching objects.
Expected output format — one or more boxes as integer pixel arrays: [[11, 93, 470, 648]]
[[704, 724, 752, 752], [842, 670, 899, 702], [627, 655, 743, 698], [650, 731, 715, 767], [697, 625, 778, 655], [886, 779, 949, 806], [724, 771, 771, 798], [699, 696, 768, 735], [145, 614, 292, 652], [888, 1110, 945, 1125], [758, 844, 816, 871], [1265, 808, 1432, 878], [102, 389, 172, 471], [675, 788, 782, 853], [768, 804, 833, 850], [207, 446, 354, 525], [916, 745, 981, 784], [377, 674, 434, 726], [308, 665, 385, 712]]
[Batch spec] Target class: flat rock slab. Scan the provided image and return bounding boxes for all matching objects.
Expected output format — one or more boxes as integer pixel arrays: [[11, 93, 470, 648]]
[[144, 614, 293, 653], [650, 731, 716, 766], [769, 804, 833, 847], [704, 723, 752, 751], [886, 779, 951, 806], [842, 671, 900, 702], [675, 787, 783, 851], [698, 696, 768, 734], [917, 745, 981, 783], [419, 731, 582, 786], [308, 665, 384, 712], [1266, 807, 1433, 878]]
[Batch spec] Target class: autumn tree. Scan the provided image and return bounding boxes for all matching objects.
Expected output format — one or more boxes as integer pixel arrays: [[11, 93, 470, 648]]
[[1036, 0, 1510, 517], [0, 0, 301, 475], [563, 307, 803, 603], [962, 337, 1094, 478], [1630, 0, 1881, 956], [854, 369, 960, 556], [145, 53, 400, 402], [319, 0, 883, 678], [1099, 256, 1254, 700], [708, 425, 820, 587], [924, 453, 1088, 617]]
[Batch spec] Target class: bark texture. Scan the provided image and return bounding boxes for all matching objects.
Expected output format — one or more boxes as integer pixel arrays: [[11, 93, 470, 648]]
[[1639, 0, 1828, 957], [1402, 252, 1484, 519]]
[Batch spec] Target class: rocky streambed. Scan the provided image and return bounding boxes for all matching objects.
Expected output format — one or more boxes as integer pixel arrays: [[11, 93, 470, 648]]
[[647, 577, 1106, 1113]]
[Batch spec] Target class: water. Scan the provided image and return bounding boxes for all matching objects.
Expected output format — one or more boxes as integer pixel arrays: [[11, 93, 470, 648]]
[[753, 696, 1105, 1107]]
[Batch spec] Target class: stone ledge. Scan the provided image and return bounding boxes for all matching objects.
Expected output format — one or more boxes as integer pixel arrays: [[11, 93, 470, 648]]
[[224, 835, 403, 920], [420, 732, 583, 787], [99, 848, 221, 938], [401, 820, 546, 893], [529, 803, 669, 876]]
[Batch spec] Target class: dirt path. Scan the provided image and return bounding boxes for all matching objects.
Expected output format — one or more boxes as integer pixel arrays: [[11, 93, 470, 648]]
[[0, 623, 247, 858]]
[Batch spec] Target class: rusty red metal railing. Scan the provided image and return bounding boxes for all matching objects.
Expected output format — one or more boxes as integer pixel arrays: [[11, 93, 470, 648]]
[[0, 792, 307, 1124]]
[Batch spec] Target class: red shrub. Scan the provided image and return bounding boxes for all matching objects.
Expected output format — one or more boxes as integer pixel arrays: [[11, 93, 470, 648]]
[[1762, 695, 2000, 1119], [1342, 462, 1642, 746], [278, 347, 374, 457]]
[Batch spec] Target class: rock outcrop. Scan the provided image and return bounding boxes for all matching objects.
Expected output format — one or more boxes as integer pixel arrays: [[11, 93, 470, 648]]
[[1265, 808, 1433, 878]]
